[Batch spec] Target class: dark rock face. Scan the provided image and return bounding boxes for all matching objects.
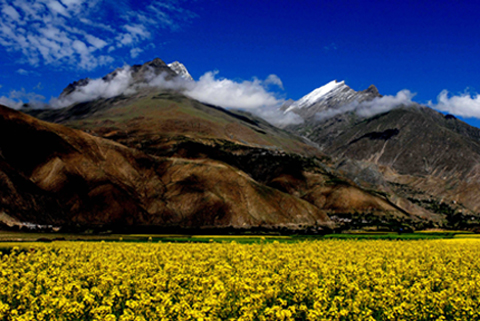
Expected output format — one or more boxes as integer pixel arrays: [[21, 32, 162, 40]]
[[348, 128, 400, 144], [301, 106, 480, 178], [362, 84, 381, 96], [59, 78, 90, 98]]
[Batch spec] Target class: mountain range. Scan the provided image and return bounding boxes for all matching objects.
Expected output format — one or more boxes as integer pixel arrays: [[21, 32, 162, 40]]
[[1, 58, 478, 233], [286, 80, 480, 225]]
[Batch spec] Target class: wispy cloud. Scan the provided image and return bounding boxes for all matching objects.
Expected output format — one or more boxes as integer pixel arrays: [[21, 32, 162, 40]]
[[263, 74, 284, 90], [0, 87, 45, 109], [16, 68, 29, 75], [315, 90, 416, 121], [323, 42, 338, 51], [0, 0, 196, 70], [16, 68, 40, 76], [0, 96, 23, 109], [428, 90, 480, 119], [130, 48, 143, 59], [34, 82, 43, 90]]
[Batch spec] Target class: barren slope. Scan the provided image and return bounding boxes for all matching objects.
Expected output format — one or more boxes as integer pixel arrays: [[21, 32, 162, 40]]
[[24, 91, 446, 231], [1, 104, 339, 230], [289, 103, 480, 228]]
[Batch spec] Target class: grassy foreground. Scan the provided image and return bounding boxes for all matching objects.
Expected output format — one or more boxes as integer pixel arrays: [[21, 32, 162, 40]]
[[1, 239, 480, 320]]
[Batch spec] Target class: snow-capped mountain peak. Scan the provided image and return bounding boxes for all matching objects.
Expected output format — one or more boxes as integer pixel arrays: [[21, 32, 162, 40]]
[[286, 80, 350, 112], [168, 61, 194, 81], [284, 80, 382, 119]]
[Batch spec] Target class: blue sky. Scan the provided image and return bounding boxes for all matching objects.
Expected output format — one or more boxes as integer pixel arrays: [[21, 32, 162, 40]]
[[1, 0, 480, 127]]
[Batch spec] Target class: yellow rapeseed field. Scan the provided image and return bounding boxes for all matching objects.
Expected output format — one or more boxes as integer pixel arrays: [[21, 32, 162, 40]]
[[1, 239, 480, 321]]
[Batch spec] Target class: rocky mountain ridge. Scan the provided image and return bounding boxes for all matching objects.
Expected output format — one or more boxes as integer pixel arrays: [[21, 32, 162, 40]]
[[59, 58, 180, 99], [285, 80, 381, 119]]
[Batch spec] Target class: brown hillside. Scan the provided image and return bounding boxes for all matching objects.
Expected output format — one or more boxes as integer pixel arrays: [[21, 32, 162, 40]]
[[3, 102, 437, 231], [0, 104, 336, 230]]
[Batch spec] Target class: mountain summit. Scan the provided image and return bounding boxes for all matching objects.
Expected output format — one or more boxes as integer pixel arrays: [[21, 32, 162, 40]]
[[286, 81, 480, 227], [58, 58, 188, 103], [285, 80, 381, 119], [168, 61, 194, 81]]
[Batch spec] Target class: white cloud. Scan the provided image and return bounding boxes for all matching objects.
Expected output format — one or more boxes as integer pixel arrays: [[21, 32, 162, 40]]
[[60, 0, 89, 9], [47, 64, 299, 125], [116, 33, 134, 46], [50, 66, 135, 108], [0, 0, 196, 70], [315, 90, 416, 121], [79, 18, 115, 33], [184, 71, 282, 110], [15, 68, 40, 76], [72, 39, 88, 54], [84, 34, 107, 50], [356, 90, 416, 118], [0, 88, 45, 109], [16, 68, 29, 75], [0, 96, 23, 109], [46, 0, 70, 17], [145, 1, 197, 30], [9, 88, 45, 102], [253, 107, 304, 127], [428, 90, 480, 119], [124, 24, 150, 40], [2, 5, 20, 21], [130, 47, 143, 59], [181, 72, 303, 126], [264, 74, 284, 90]]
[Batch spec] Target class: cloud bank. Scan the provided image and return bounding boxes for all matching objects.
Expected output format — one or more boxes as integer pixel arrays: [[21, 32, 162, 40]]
[[50, 66, 136, 107], [0, 0, 196, 70], [182, 72, 302, 125], [429, 90, 480, 119], [47, 66, 300, 125], [185, 71, 283, 110], [149, 71, 302, 125], [315, 90, 416, 121], [253, 107, 304, 126]]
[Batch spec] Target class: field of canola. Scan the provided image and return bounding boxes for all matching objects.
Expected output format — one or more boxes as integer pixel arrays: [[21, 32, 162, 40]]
[[1, 239, 480, 321]]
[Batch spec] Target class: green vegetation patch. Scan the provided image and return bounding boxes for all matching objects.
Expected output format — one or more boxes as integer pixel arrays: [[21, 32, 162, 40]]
[[0, 230, 472, 244]]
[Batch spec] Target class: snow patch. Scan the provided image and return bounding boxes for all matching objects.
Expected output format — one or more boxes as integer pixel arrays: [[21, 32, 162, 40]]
[[168, 61, 193, 81], [286, 80, 346, 112]]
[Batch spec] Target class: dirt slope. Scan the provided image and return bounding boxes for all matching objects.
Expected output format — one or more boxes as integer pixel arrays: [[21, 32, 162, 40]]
[[0, 105, 337, 230]]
